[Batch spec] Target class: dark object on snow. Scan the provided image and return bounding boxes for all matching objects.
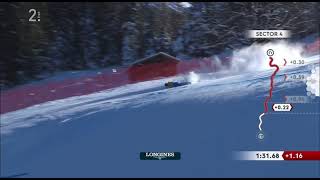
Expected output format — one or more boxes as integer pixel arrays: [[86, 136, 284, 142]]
[[165, 81, 190, 88]]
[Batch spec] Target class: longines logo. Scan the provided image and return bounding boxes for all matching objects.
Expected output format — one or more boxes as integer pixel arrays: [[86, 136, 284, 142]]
[[140, 152, 181, 160]]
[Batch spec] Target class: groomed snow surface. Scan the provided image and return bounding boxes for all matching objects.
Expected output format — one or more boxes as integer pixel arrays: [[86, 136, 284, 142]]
[[0, 56, 319, 178]]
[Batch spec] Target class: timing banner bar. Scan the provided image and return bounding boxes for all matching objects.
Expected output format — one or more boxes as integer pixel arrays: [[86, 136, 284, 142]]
[[234, 151, 320, 161]]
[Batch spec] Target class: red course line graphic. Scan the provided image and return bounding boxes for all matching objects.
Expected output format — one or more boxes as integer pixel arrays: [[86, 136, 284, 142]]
[[283, 58, 287, 66], [264, 57, 280, 113]]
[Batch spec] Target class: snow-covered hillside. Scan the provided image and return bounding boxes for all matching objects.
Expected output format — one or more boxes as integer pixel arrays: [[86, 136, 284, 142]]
[[1, 54, 319, 177]]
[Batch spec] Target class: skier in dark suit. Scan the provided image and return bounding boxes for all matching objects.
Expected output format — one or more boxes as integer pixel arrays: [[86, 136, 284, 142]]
[[165, 81, 190, 88]]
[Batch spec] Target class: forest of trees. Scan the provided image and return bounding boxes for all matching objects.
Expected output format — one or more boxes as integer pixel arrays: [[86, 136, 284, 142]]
[[1, 2, 319, 88]]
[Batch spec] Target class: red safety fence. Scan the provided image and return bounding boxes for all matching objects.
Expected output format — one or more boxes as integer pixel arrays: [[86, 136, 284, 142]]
[[1, 59, 219, 114], [0, 39, 316, 115], [0, 68, 130, 114]]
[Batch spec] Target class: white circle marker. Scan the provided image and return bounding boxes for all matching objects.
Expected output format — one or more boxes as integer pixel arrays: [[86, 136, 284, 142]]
[[267, 49, 274, 56]]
